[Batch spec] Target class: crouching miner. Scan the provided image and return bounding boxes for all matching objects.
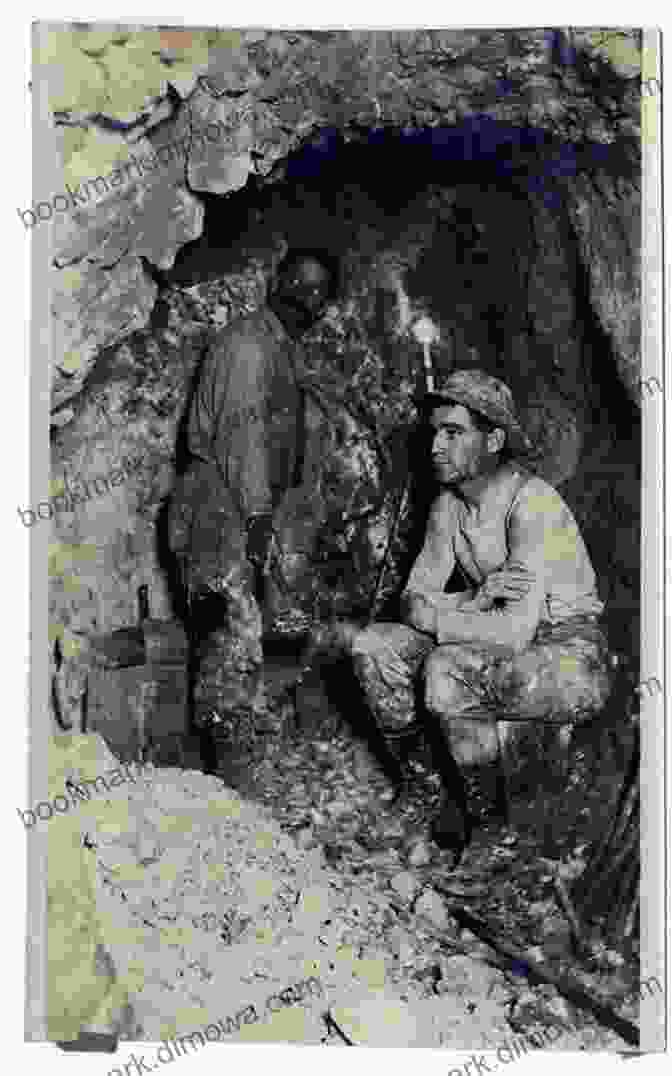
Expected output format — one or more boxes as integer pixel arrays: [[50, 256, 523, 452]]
[[351, 370, 611, 860], [168, 249, 338, 773]]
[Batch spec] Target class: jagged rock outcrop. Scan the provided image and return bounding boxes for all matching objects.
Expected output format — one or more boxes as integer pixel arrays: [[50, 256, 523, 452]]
[[565, 170, 642, 403]]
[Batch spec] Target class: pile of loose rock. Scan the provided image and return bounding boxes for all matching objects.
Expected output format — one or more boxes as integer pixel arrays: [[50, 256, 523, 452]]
[[47, 733, 628, 1050]]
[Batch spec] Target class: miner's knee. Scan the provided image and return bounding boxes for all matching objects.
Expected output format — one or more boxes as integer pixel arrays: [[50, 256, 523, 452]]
[[350, 626, 389, 688], [350, 625, 385, 660], [350, 623, 412, 664], [423, 647, 461, 716]]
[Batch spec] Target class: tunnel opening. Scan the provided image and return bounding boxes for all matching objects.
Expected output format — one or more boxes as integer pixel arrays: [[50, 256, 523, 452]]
[[163, 118, 566, 288]]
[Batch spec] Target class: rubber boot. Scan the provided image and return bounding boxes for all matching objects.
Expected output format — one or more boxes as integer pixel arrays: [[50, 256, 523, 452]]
[[377, 726, 433, 813], [422, 722, 473, 861], [464, 760, 510, 827], [200, 709, 259, 792]]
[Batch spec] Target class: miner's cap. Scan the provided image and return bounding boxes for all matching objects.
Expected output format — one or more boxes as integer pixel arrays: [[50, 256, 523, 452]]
[[421, 368, 533, 454]]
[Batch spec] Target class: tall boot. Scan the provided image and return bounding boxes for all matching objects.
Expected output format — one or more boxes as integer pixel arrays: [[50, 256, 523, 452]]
[[422, 721, 473, 861], [374, 723, 442, 813], [200, 707, 260, 789], [376, 726, 427, 807], [464, 760, 510, 827]]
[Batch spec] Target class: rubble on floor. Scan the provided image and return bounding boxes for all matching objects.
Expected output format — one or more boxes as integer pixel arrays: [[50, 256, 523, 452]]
[[47, 732, 637, 1050]]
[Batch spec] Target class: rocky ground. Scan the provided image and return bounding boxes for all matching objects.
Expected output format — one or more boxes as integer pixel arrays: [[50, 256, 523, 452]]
[[49, 699, 641, 1052]]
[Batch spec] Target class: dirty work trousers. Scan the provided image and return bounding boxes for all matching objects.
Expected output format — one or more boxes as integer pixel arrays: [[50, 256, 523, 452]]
[[351, 616, 612, 770], [188, 559, 267, 745], [169, 461, 268, 746]]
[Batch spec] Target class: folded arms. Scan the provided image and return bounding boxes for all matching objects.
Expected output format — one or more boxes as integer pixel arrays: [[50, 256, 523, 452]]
[[400, 488, 561, 656]]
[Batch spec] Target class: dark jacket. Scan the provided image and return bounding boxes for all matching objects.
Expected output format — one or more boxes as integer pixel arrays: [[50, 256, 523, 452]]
[[169, 307, 320, 592], [187, 306, 305, 519]]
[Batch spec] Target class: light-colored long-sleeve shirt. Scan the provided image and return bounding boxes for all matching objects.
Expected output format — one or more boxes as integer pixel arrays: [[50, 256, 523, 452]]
[[188, 307, 304, 519], [402, 464, 604, 657]]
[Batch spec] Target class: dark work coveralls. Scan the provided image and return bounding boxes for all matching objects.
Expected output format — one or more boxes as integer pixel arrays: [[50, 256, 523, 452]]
[[171, 306, 308, 744]]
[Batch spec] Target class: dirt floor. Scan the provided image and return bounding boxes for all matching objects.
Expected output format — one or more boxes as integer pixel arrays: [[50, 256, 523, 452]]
[[51, 658, 642, 1052], [240, 708, 642, 1046], [83, 671, 642, 1052]]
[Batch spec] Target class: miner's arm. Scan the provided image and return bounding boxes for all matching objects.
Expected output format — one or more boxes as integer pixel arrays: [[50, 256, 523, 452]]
[[428, 489, 563, 656], [400, 493, 478, 627]]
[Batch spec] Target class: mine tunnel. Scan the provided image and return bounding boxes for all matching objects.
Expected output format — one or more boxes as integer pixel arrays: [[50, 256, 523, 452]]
[[42, 28, 647, 1047]]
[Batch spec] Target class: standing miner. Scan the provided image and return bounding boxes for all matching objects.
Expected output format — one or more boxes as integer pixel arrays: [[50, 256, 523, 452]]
[[350, 369, 611, 860], [169, 249, 338, 772]]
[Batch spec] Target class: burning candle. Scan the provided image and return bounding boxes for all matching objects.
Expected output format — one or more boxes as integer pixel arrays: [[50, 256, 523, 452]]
[[411, 316, 439, 393]]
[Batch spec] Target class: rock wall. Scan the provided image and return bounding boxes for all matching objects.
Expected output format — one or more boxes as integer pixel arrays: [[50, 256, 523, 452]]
[[565, 169, 642, 403]]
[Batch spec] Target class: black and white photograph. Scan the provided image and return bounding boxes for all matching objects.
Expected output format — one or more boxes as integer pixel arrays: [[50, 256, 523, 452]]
[[11, 14, 666, 1063]]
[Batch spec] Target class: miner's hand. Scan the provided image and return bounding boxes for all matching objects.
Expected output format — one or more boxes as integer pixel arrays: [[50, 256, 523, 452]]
[[245, 513, 275, 573], [475, 564, 536, 609]]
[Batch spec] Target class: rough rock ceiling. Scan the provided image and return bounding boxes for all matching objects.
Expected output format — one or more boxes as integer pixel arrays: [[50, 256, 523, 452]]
[[40, 27, 642, 411]]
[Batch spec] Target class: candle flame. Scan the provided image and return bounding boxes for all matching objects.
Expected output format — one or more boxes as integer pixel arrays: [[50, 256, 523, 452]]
[[411, 316, 440, 346]]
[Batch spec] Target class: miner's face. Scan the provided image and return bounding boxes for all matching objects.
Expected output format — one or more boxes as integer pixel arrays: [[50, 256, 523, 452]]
[[430, 403, 503, 486], [277, 257, 332, 325]]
